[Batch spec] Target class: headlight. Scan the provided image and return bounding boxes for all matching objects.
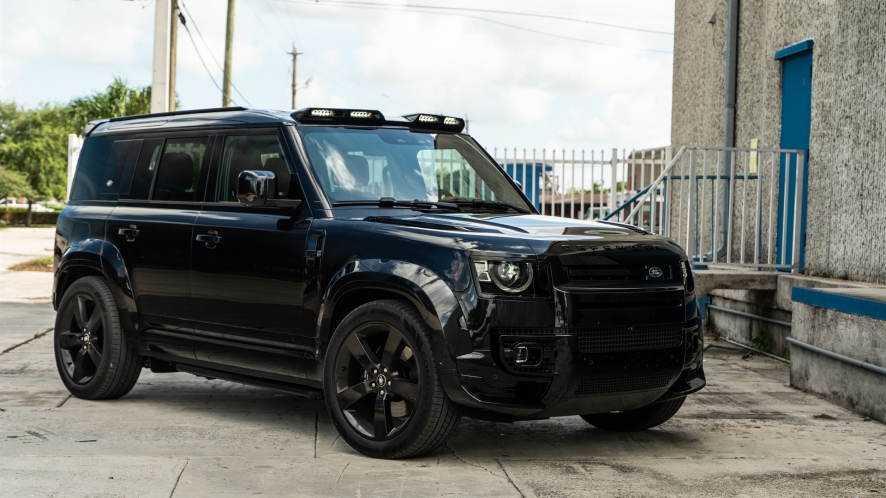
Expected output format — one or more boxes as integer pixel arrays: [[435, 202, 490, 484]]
[[474, 260, 534, 294]]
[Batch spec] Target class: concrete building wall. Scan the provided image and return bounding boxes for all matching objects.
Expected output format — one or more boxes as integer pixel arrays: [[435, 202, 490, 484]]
[[671, 0, 886, 284], [791, 302, 886, 423]]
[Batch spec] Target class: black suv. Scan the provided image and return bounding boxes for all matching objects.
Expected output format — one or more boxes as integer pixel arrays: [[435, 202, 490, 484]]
[[53, 107, 704, 459]]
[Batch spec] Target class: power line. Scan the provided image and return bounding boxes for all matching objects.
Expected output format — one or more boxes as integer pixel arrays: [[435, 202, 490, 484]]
[[178, 0, 255, 107], [244, 0, 415, 109], [274, 0, 673, 54], [177, 11, 231, 104], [294, 0, 674, 35]]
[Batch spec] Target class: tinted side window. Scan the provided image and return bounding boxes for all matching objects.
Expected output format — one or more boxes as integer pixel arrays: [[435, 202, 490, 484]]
[[121, 138, 163, 200], [70, 137, 111, 200], [216, 134, 291, 203], [152, 138, 208, 202], [101, 139, 141, 198]]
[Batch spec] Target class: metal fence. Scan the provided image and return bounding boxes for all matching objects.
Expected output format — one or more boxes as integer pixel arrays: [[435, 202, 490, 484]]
[[605, 146, 806, 272], [492, 147, 671, 220], [495, 144, 806, 272]]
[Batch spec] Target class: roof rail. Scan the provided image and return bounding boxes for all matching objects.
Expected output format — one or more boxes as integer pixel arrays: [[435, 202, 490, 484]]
[[107, 106, 249, 123]]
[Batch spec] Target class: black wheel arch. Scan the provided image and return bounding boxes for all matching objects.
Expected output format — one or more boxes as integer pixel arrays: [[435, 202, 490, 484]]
[[54, 241, 139, 336], [317, 259, 471, 405]]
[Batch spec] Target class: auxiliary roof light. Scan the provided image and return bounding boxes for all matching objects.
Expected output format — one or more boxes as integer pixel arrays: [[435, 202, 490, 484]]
[[292, 108, 385, 124], [403, 113, 466, 132]]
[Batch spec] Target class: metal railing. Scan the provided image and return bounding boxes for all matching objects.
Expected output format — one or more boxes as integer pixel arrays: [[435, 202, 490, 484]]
[[493, 146, 671, 220], [605, 145, 806, 272]]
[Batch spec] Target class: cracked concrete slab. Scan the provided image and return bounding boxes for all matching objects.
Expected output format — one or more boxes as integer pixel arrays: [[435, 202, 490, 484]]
[[1, 309, 884, 496]]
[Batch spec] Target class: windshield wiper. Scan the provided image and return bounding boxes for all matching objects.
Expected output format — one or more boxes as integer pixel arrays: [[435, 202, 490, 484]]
[[332, 197, 462, 211], [452, 199, 532, 214]]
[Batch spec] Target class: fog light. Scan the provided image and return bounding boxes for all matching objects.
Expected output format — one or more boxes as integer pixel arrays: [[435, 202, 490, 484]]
[[513, 343, 543, 367]]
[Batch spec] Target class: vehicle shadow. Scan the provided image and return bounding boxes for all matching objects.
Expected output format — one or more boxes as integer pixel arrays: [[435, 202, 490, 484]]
[[115, 373, 703, 460]]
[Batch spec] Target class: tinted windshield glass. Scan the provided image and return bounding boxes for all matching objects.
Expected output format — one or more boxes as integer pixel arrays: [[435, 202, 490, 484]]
[[299, 127, 528, 207]]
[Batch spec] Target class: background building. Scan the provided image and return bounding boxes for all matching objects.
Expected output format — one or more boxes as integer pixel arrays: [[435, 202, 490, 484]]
[[671, 0, 886, 284]]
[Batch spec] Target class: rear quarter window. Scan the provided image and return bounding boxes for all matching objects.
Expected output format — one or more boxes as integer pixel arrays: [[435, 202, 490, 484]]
[[70, 136, 139, 201]]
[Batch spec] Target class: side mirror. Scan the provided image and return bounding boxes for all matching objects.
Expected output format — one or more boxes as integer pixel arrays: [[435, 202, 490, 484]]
[[237, 170, 275, 206], [237, 170, 302, 208]]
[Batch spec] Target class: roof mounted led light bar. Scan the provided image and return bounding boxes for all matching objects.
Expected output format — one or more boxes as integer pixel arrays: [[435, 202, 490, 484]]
[[291, 107, 385, 125], [403, 113, 466, 133]]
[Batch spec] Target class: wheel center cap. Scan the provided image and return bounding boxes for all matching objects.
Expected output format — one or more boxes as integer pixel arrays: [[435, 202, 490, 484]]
[[80, 333, 90, 344], [376, 374, 387, 387]]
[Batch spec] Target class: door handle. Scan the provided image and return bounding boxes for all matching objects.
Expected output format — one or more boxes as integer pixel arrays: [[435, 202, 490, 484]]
[[118, 228, 139, 242], [196, 232, 222, 247]]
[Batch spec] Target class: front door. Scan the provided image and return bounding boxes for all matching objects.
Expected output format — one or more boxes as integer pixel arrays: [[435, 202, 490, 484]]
[[189, 129, 314, 379], [776, 41, 813, 268]]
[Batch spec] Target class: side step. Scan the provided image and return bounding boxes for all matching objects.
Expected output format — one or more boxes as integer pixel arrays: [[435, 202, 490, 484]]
[[174, 363, 324, 399]]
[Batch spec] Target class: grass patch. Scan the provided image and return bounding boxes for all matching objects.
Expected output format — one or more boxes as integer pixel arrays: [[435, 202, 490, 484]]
[[8, 257, 53, 272]]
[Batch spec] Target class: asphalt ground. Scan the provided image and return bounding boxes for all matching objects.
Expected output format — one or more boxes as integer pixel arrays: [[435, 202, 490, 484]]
[[1, 227, 885, 496]]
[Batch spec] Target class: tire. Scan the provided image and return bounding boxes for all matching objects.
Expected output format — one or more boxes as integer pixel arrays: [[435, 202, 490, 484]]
[[323, 299, 460, 459], [53, 276, 141, 400], [581, 397, 685, 432]]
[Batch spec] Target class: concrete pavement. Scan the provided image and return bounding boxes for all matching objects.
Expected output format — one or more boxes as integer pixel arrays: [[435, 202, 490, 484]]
[[0, 227, 56, 301], [1, 312, 884, 496]]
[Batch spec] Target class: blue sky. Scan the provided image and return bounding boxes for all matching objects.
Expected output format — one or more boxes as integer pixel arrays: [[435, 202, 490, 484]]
[[1, 0, 675, 153]]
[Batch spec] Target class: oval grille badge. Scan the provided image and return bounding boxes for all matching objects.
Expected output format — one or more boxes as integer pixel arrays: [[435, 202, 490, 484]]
[[648, 267, 663, 278]]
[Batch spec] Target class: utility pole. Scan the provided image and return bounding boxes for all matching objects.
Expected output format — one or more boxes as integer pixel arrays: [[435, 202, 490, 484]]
[[222, 0, 236, 107], [150, 0, 172, 113], [168, 0, 179, 111], [288, 45, 303, 109], [464, 114, 471, 133]]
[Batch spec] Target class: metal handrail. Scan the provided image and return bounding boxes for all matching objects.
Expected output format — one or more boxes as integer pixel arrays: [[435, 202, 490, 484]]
[[612, 146, 686, 223], [603, 184, 651, 221]]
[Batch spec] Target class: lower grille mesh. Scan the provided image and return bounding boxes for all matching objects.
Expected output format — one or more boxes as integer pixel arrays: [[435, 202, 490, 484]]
[[576, 324, 683, 353], [573, 371, 675, 396], [494, 324, 683, 353]]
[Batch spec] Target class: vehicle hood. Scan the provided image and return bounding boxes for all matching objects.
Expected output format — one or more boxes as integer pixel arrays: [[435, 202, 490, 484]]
[[360, 213, 686, 262]]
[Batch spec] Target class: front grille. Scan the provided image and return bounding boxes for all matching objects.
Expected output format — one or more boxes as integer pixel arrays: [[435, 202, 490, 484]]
[[573, 371, 676, 396], [566, 264, 676, 283], [576, 324, 683, 353]]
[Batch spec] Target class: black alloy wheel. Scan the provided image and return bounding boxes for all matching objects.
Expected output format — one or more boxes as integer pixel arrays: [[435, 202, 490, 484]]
[[333, 322, 420, 441], [57, 293, 104, 385], [324, 300, 460, 459], [54, 277, 142, 399]]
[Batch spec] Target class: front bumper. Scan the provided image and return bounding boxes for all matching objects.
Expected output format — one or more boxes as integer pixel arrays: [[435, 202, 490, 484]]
[[444, 287, 705, 420]]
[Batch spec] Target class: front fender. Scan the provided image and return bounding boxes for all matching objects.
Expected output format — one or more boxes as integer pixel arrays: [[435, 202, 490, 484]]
[[318, 259, 471, 400], [320, 259, 462, 345]]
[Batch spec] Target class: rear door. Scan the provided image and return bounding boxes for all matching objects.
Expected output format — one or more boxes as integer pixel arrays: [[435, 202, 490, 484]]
[[107, 134, 213, 345], [189, 128, 314, 379]]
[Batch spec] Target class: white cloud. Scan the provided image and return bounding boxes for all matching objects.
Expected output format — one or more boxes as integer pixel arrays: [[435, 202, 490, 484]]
[[0, 0, 676, 150], [558, 90, 672, 147]]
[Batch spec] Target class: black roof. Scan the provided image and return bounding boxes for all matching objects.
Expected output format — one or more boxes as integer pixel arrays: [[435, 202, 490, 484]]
[[86, 108, 301, 136], [85, 107, 417, 137]]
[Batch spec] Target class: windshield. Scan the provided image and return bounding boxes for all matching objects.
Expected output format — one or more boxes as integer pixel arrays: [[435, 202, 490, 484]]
[[298, 127, 530, 208]]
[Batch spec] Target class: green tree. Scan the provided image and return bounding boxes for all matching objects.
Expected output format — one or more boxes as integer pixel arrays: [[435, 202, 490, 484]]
[[0, 102, 70, 224], [67, 77, 154, 133], [0, 165, 35, 208]]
